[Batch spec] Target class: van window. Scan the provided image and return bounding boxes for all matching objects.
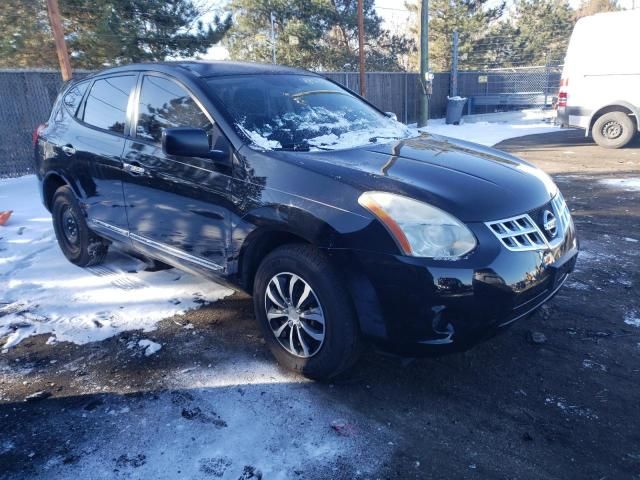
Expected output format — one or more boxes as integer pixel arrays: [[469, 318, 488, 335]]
[[83, 76, 136, 134], [136, 75, 211, 144], [63, 81, 89, 116]]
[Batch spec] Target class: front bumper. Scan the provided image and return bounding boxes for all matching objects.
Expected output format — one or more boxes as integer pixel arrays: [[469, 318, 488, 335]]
[[342, 215, 578, 356]]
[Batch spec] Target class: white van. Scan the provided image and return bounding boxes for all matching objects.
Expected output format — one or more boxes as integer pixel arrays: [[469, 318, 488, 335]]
[[557, 10, 640, 148]]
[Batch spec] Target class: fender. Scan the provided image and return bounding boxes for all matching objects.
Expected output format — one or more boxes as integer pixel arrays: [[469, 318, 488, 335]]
[[586, 100, 640, 136], [232, 203, 388, 341], [232, 202, 363, 284]]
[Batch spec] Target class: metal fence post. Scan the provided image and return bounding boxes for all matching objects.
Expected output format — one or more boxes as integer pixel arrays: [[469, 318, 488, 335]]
[[451, 31, 459, 97], [543, 54, 550, 107], [404, 73, 408, 124]]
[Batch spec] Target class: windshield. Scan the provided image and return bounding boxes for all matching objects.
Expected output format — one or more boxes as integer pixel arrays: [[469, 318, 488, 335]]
[[206, 74, 415, 151]]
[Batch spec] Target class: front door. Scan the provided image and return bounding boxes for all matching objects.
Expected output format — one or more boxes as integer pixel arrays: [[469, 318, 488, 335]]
[[120, 73, 233, 275]]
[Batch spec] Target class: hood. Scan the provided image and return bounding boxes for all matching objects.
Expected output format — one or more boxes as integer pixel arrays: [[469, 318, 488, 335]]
[[294, 133, 558, 222]]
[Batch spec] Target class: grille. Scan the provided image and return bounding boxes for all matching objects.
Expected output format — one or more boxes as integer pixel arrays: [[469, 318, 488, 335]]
[[486, 193, 572, 252], [551, 192, 571, 232], [486, 214, 548, 251]]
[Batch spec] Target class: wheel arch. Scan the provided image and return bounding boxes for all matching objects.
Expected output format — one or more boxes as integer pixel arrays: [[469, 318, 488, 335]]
[[236, 226, 314, 294], [42, 172, 79, 212], [587, 102, 639, 136], [234, 212, 388, 342]]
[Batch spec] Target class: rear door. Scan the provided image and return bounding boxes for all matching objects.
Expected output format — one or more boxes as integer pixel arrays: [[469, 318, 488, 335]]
[[72, 74, 138, 235], [120, 73, 233, 275]]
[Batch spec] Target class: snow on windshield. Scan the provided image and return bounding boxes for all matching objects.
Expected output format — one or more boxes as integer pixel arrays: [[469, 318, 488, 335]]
[[207, 74, 417, 152], [239, 106, 416, 152]]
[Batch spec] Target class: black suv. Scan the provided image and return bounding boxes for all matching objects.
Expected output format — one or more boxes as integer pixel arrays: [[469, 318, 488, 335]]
[[34, 61, 578, 379]]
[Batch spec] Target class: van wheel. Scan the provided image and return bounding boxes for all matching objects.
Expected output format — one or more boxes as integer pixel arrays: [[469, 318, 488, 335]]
[[253, 244, 362, 380], [52, 186, 108, 267], [592, 111, 636, 149]]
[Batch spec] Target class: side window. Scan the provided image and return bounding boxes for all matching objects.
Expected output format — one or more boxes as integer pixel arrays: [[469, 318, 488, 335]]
[[83, 76, 136, 134], [137, 75, 211, 144], [63, 81, 89, 117]]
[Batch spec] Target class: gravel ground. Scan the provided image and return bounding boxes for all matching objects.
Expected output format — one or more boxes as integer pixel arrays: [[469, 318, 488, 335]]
[[1, 129, 639, 479]]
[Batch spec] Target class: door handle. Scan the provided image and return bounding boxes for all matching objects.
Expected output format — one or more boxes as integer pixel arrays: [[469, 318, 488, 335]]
[[123, 162, 146, 176], [61, 145, 75, 156]]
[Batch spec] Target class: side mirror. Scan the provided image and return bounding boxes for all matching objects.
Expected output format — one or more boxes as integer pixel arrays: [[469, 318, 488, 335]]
[[385, 112, 398, 121], [162, 127, 210, 158]]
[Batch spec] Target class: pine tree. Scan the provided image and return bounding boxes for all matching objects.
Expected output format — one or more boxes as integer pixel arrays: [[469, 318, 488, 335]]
[[575, 0, 620, 19], [224, 0, 412, 71], [0, 0, 232, 69], [510, 0, 575, 65], [404, 0, 505, 72]]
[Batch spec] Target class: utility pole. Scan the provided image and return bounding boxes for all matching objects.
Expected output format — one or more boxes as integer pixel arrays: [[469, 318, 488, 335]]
[[418, 0, 430, 127], [270, 12, 276, 64], [46, 0, 72, 81], [357, 0, 366, 96]]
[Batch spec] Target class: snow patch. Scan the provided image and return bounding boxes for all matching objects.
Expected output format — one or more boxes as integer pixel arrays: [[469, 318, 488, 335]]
[[582, 359, 607, 372], [566, 280, 590, 291], [45, 356, 391, 479], [239, 124, 282, 150], [544, 395, 598, 420], [598, 178, 640, 191], [624, 310, 640, 328], [0, 175, 233, 350], [419, 114, 561, 147], [240, 107, 414, 151], [138, 339, 162, 356]]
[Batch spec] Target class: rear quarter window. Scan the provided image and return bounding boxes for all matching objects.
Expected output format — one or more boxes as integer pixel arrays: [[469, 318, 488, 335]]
[[63, 81, 89, 116]]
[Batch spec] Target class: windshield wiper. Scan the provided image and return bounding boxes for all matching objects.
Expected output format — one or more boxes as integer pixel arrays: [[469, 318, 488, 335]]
[[274, 143, 311, 152], [369, 135, 403, 143], [291, 90, 349, 99]]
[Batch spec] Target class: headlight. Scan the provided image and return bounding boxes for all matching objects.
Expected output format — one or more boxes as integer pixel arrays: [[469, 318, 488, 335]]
[[358, 191, 477, 259]]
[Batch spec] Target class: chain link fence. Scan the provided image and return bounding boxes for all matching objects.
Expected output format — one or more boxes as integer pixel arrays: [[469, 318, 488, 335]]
[[0, 70, 63, 178], [0, 69, 92, 178], [458, 65, 563, 114], [0, 67, 560, 178]]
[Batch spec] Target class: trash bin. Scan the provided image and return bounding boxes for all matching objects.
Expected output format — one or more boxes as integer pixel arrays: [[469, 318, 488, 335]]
[[446, 96, 467, 125]]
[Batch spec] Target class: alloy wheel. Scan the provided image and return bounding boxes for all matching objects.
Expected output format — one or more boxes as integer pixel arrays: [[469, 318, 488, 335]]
[[264, 272, 326, 358]]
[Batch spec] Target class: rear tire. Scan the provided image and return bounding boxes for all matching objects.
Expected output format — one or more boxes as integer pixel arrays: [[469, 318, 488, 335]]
[[592, 111, 636, 149], [52, 186, 108, 267], [253, 244, 361, 380]]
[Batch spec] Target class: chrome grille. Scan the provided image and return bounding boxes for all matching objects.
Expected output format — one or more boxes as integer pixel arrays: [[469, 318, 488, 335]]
[[486, 193, 572, 252], [551, 192, 571, 232], [486, 214, 548, 251]]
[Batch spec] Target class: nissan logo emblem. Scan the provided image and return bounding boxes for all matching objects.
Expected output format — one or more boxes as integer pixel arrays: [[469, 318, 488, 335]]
[[543, 210, 557, 237]]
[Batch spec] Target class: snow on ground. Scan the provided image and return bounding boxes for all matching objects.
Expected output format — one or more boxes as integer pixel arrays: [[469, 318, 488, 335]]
[[0, 175, 233, 350], [137, 338, 162, 356], [420, 109, 562, 147], [17, 355, 390, 479], [598, 177, 640, 191]]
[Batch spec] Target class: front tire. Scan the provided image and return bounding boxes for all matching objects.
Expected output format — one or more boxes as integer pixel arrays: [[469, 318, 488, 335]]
[[52, 186, 108, 267], [253, 244, 361, 380], [592, 111, 636, 149]]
